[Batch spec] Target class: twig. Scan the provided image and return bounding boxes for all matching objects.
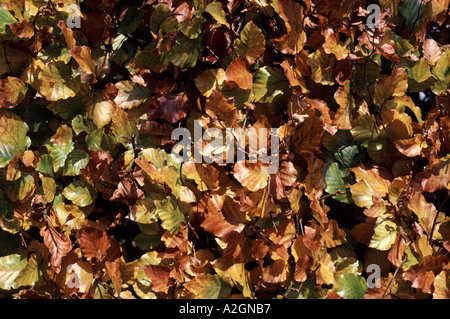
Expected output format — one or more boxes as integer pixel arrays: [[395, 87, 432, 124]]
[[381, 258, 406, 299], [429, 190, 450, 245]]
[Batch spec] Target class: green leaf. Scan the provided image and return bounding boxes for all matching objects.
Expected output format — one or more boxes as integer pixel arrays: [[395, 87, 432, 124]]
[[166, 36, 203, 68], [407, 58, 436, 92], [135, 223, 161, 250], [128, 42, 170, 73], [369, 218, 398, 251], [333, 273, 368, 299], [15, 253, 42, 287], [399, 0, 423, 32], [63, 148, 89, 176], [114, 81, 151, 110], [4, 173, 37, 203], [118, 6, 144, 35], [62, 180, 97, 207], [250, 66, 288, 103], [47, 97, 86, 122], [155, 197, 186, 234], [179, 17, 205, 39], [0, 113, 30, 168], [0, 254, 27, 290], [49, 142, 75, 171], [0, 8, 18, 32], [432, 48, 450, 95], [324, 162, 352, 203], [234, 21, 266, 61], [184, 274, 232, 299], [205, 2, 230, 28], [150, 4, 178, 34]]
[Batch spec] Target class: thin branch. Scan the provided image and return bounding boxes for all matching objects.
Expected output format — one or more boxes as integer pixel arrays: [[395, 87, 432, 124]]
[[429, 191, 450, 245]]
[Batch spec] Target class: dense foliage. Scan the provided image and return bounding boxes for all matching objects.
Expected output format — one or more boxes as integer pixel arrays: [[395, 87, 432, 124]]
[[0, 0, 449, 299]]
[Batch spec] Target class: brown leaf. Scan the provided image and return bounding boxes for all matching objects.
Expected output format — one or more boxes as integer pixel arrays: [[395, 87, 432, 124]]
[[205, 90, 238, 127], [40, 224, 72, 273], [110, 179, 145, 206], [224, 58, 253, 90], [403, 256, 448, 294], [388, 234, 407, 268], [262, 259, 291, 284], [143, 265, 171, 293], [232, 161, 270, 192], [9, 20, 34, 38], [423, 39, 441, 66], [68, 46, 97, 75], [78, 227, 111, 261], [105, 259, 122, 295], [148, 94, 188, 124], [395, 134, 427, 157], [57, 20, 76, 50], [201, 194, 246, 237]]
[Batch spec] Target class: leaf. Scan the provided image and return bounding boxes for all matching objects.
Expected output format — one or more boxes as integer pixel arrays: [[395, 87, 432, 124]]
[[403, 255, 448, 294], [407, 191, 438, 235], [324, 162, 352, 203], [78, 227, 111, 261], [194, 68, 225, 97], [407, 58, 436, 92], [114, 81, 151, 110], [232, 161, 269, 192], [0, 7, 18, 32], [416, 156, 450, 193], [399, 0, 423, 31], [40, 225, 72, 273], [68, 46, 97, 75], [166, 36, 203, 68], [155, 197, 186, 234], [251, 66, 288, 103], [118, 6, 144, 34], [0, 254, 26, 290], [150, 4, 178, 34], [184, 274, 232, 299], [226, 263, 254, 298], [62, 180, 97, 207], [142, 264, 171, 293], [394, 134, 427, 157], [371, 66, 408, 107], [308, 49, 335, 86], [433, 270, 450, 299], [205, 2, 230, 28], [201, 194, 247, 237], [148, 93, 188, 124], [333, 273, 368, 299], [333, 80, 356, 130], [233, 21, 266, 62], [224, 58, 253, 90], [423, 38, 441, 66], [0, 77, 28, 108], [22, 60, 80, 101], [4, 173, 37, 203], [15, 253, 42, 287], [63, 149, 90, 176], [369, 218, 398, 251], [0, 113, 30, 168]]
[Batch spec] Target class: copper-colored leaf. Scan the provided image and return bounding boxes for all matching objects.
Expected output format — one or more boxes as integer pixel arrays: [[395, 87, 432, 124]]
[[78, 227, 111, 261], [40, 225, 72, 273], [224, 58, 253, 90]]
